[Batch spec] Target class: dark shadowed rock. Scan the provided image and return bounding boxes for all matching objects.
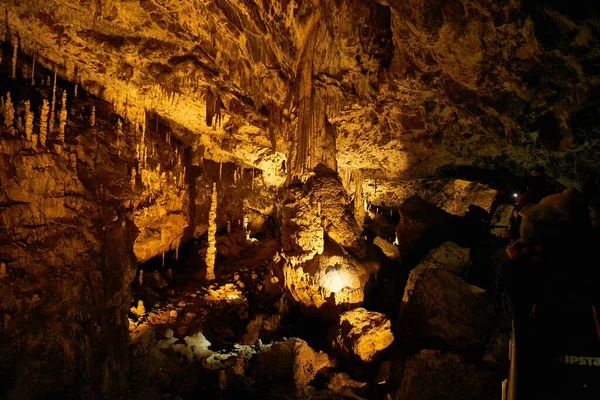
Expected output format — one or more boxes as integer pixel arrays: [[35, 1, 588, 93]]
[[400, 269, 495, 353], [398, 349, 501, 400]]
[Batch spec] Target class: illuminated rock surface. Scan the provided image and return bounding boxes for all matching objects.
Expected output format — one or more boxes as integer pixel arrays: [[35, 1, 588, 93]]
[[329, 307, 394, 363]]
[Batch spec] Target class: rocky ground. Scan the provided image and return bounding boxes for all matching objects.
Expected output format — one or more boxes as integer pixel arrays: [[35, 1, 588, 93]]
[[124, 197, 514, 399]]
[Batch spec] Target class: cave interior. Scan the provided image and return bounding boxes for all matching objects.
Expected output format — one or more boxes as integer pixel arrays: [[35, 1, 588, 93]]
[[1, 0, 600, 399]]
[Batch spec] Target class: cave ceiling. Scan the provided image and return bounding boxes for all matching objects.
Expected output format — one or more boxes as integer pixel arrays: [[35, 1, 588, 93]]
[[2, 0, 600, 186]]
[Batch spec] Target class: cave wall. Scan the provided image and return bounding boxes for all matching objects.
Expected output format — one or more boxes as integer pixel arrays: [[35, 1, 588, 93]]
[[0, 43, 283, 396]]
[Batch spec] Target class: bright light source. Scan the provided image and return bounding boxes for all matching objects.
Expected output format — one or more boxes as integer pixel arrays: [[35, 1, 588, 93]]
[[513, 193, 518, 198], [227, 294, 237, 300]]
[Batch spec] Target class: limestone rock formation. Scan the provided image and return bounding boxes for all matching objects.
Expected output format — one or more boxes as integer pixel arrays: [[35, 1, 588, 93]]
[[363, 178, 498, 216], [398, 349, 500, 400], [252, 338, 330, 392], [400, 269, 495, 353], [401, 241, 470, 310], [205, 182, 218, 280], [279, 239, 376, 318], [329, 307, 394, 363], [373, 236, 401, 262]]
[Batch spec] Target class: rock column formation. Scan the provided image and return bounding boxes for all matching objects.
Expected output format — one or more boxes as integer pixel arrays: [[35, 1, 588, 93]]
[[205, 182, 217, 281]]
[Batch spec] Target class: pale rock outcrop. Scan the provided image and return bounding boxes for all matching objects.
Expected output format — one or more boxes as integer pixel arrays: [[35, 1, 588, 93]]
[[398, 349, 500, 400], [373, 236, 401, 262], [329, 308, 394, 363]]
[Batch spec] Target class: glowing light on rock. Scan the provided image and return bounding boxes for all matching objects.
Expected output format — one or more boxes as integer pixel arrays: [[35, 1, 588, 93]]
[[320, 265, 354, 293]]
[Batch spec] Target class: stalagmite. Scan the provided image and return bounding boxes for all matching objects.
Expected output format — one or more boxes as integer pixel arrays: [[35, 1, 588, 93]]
[[4, 92, 15, 135], [205, 182, 217, 281], [58, 90, 67, 142], [24, 103, 35, 140], [49, 71, 57, 133], [90, 106, 95, 127], [69, 153, 77, 169], [16, 117, 22, 134], [11, 37, 17, 80], [227, 220, 231, 234], [0, 262, 6, 279], [39, 99, 49, 146], [137, 270, 144, 288]]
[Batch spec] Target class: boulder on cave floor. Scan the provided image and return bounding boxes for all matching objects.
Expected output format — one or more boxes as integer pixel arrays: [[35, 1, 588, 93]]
[[329, 307, 394, 363], [401, 241, 469, 310], [400, 269, 495, 353], [252, 338, 331, 393], [397, 349, 500, 400], [395, 196, 461, 260]]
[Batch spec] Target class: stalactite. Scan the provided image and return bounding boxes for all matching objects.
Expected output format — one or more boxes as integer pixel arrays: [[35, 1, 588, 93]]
[[268, 103, 282, 151], [74, 83, 78, 98], [49, 71, 57, 133], [175, 239, 180, 261], [205, 87, 215, 127], [219, 162, 222, 180], [252, 168, 255, 190], [90, 106, 95, 127], [58, 90, 67, 142], [11, 37, 17, 80], [4, 92, 15, 135], [205, 182, 217, 281], [31, 53, 35, 86], [24, 101, 33, 141], [227, 220, 231, 234]]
